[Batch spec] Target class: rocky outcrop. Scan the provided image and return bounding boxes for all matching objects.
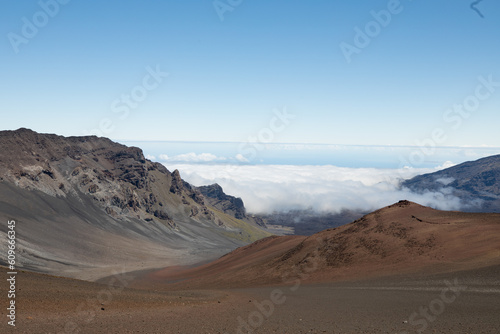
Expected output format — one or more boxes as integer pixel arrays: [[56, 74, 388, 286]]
[[198, 184, 246, 219], [197, 183, 267, 228]]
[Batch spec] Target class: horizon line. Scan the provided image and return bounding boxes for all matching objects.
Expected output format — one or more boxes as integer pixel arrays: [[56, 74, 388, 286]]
[[117, 139, 500, 151]]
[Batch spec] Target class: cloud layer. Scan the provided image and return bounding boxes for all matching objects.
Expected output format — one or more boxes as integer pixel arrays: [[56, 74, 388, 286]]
[[148, 152, 244, 164], [163, 163, 470, 214], [159, 153, 225, 163]]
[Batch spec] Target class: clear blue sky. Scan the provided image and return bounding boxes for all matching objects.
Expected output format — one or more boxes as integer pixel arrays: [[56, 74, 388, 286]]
[[1, 0, 499, 147]]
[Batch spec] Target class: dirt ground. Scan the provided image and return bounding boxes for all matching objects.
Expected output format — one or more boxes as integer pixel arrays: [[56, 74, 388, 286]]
[[2, 202, 499, 333], [1, 265, 499, 334]]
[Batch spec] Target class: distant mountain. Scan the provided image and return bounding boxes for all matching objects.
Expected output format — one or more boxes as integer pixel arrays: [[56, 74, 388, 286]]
[[0, 128, 270, 280], [142, 200, 500, 288], [257, 209, 365, 236], [402, 154, 500, 212], [197, 184, 365, 235]]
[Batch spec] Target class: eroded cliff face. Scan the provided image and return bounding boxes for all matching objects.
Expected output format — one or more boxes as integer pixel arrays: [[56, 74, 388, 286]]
[[197, 184, 246, 219], [0, 128, 220, 225], [197, 183, 267, 228]]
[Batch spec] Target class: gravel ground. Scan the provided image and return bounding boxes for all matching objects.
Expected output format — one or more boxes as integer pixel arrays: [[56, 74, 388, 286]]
[[1, 266, 499, 333]]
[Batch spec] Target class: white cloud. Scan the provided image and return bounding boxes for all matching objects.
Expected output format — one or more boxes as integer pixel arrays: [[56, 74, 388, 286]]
[[159, 152, 226, 163], [235, 154, 249, 163], [436, 177, 455, 186], [164, 164, 470, 214], [145, 154, 156, 161]]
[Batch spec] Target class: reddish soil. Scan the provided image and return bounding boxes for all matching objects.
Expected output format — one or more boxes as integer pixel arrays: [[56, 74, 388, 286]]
[[2, 201, 499, 333], [1, 265, 500, 333], [134, 201, 500, 290]]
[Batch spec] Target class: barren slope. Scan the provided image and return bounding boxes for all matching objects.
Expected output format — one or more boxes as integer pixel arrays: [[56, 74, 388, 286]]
[[139, 201, 500, 289], [3, 264, 500, 334]]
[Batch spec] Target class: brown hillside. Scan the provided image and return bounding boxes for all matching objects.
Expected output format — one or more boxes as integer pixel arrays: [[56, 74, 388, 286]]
[[138, 200, 500, 289]]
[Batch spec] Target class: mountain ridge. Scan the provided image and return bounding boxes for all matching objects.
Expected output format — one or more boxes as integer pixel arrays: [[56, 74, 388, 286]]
[[0, 128, 270, 280], [402, 154, 500, 212]]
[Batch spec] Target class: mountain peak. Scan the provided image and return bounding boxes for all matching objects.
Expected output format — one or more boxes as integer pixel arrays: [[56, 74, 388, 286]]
[[389, 199, 414, 207]]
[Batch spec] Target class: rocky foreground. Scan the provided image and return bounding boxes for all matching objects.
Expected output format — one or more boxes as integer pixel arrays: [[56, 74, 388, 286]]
[[1, 257, 499, 333]]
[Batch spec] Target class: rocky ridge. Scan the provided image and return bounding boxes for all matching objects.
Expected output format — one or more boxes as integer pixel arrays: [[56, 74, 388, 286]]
[[0, 128, 270, 280], [197, 183, 267, 228], [0, 128, 220, 226]]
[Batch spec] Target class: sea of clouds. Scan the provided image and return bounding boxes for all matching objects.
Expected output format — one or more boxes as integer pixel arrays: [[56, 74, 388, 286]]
[[161, 162, 470, 214]]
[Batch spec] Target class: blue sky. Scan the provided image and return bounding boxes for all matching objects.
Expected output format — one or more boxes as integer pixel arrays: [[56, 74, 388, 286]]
[[1, 0, 500, 149]]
